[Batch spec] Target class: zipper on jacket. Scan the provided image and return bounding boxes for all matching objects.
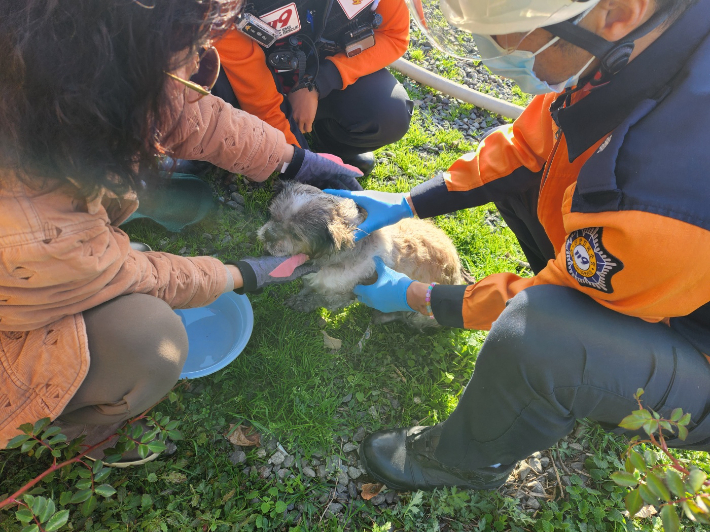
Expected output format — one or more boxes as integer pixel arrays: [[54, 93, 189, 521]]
[[541, 128, 563, 189]]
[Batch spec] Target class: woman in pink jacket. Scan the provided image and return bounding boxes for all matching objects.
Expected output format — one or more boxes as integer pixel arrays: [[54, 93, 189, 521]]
[[0, 0, 347, 462]]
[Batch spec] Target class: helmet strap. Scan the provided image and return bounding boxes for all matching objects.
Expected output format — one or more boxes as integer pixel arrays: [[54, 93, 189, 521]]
[[545, 8, 670, 82]]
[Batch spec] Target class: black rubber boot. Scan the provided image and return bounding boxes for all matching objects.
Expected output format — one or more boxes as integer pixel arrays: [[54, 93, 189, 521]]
[[359, 425, 515, 492], [342, 152, 375, 177]]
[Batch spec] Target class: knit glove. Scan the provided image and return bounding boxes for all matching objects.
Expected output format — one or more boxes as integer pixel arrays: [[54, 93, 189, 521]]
[[229, 255, 318, 294], [323, 189, 413, 241], [353, 257, 414, 313], [281, 147, 363, 191]]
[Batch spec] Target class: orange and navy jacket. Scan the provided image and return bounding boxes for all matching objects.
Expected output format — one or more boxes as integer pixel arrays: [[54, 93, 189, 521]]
[[214, 0, 410, 146], [410, 2, 710, 355]]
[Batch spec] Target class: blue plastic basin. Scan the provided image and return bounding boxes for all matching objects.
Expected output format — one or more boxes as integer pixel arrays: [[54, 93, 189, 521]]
[[175, 292, 254, 379]]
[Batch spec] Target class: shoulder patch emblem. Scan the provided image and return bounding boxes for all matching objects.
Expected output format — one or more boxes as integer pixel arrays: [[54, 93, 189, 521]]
[[564, 227, 623, 294]]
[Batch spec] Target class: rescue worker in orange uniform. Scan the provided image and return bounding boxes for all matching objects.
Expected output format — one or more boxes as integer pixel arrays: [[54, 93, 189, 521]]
[[212, 0, 413, 175], [327, 0, 710, 491]]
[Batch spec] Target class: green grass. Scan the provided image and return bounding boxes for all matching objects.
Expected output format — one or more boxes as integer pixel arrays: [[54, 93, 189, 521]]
[[1, 70, 707, 532]]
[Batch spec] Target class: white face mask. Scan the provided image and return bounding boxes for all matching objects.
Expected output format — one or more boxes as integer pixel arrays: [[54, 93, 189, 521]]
[[472, 8, 596, 95]]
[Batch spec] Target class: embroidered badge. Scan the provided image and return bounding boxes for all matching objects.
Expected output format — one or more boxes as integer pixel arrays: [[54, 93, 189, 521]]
[[564, 227, 623, 293]]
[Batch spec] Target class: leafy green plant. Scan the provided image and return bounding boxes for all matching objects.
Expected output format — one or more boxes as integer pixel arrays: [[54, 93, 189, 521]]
[[611, 389, 707, 531], [0, 399, 182, 530]]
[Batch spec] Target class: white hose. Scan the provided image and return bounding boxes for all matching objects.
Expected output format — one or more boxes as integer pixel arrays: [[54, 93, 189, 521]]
[[390, 58, 525, 119]]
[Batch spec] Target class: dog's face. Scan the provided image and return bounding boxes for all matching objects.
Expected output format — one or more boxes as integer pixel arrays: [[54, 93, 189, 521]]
[[258, 182, 366, 259]]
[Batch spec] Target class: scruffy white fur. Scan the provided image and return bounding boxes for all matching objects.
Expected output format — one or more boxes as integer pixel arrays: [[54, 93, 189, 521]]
[[258, 182, 464, 325]]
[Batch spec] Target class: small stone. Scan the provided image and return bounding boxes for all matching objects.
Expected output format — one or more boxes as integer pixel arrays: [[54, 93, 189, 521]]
[[353, 427, 367, 442], [385, 492, 395, 504], [256, 448, 266, 458], [327, 502, 344, 514], [337, 471, 349, 485], [529, 458, 543, 474], [441, 98, 450, 105], [389, 398, 400, 410], [230, 192, 245, 205], [540, 457, 550, 468], [226, 201, 243, 211], [527, 480, 545, 495], [229, 450, 247, 465], [518, 463, 532, 480], [348, 466, 362, 479], [571, 462, 585, 471], [258, 465, 272, 479], [221, 235, 232, 244], [228, 184, 238, 193], [283, 455, 295, 469], [326, 456, 342, 471], [269, 451, 286, 466], [569, 443, 583, 452], [179, 246, 187, 254], [342, 393, 353, 403], [526, 497, 541, 510], [348, 481, 358, 500], [302, 467, 316, 478], [278, 469, 290, 480], [370, 493, 386, 505], [202, 233, 213, 240], [343, 443, 359, 453], [531, 451, 542, 458], [317, 465, 327, 478]]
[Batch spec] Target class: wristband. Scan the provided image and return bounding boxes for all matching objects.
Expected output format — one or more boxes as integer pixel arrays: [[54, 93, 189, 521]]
[[225, 261, 258, 295], [425, 282, 438, 319], [281, 146, 305, 180]]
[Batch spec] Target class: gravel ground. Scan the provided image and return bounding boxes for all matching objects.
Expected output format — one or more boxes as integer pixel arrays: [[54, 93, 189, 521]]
[[220, 420, 598, 527]]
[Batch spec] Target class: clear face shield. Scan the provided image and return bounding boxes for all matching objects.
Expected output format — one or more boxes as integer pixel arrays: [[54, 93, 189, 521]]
[[405, 0, 595, 61]]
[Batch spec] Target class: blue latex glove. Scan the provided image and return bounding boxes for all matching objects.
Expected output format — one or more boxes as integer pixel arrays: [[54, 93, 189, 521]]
[[322, 189, 414, 241], [283, 148, 364, 191], [353, 257, 415, 313]]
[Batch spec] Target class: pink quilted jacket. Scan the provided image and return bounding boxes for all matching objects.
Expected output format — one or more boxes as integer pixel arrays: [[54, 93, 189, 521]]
[[0, 94, 289, 447]]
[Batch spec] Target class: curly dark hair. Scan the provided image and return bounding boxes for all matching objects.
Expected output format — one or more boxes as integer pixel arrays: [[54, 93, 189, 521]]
[[0, 0, 240, 198]]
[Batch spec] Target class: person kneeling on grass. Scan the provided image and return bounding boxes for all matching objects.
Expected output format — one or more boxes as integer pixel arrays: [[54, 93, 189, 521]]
[[0, 0, 324, 466], [326, 0, 710, 491]]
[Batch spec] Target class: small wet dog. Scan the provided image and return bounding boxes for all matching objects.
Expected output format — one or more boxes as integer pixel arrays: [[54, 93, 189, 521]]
[[258, 182, 465, 327]]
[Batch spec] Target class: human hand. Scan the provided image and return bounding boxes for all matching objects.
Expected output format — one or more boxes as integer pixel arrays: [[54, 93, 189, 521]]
[[323, 189, 414, 241], [288, 88, 319, 133], [288, 148, 364, 191], [231, 255, 318, 293], [353, 257, 414, 313]]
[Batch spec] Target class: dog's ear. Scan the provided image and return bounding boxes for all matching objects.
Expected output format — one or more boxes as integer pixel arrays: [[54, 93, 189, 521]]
[[306, 218, 336, 258], [327, 202, 359, 251]]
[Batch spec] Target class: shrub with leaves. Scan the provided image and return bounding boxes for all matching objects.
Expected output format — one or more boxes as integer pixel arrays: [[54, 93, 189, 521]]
[[0, 407, 181, 531], [611, 389, 707, 531]]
